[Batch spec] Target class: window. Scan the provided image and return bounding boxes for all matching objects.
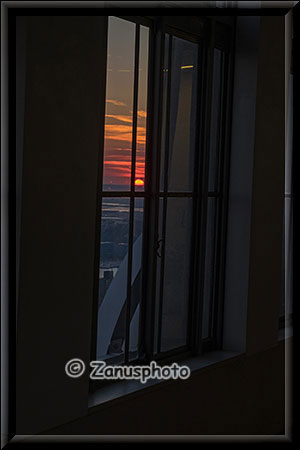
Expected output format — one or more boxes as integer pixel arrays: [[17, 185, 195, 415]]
[[96, 17, 149, 364], [92, 16, 234, 387]]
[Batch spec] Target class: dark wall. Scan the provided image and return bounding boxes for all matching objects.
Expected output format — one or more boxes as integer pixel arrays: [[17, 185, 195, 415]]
[[16, 16, 107, 434], [49, 342, 285, 435], [15, 13, 288, 436], [16, 16, 27, 310], [246, 15, 285, 354]]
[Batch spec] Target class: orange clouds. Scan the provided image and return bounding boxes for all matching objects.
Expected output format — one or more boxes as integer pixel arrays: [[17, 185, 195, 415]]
[[105, 114, 132, 124], [103, 109, 147, 186], [138, 110, 147, 118], [104, 124, 146, 145], [106, 99, 127, 107]]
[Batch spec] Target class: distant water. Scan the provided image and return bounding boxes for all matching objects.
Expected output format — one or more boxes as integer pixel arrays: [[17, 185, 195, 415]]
[[103, 183, 144, 192], [99, 195, 144, 270], [103, 183, 128, 191], [101, 197, 144, 214]]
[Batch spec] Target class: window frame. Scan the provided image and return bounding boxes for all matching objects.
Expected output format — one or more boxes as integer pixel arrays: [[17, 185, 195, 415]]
[[90, 15, 235, 393]]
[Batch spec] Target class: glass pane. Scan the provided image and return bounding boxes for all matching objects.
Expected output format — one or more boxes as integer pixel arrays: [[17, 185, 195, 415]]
[[208, 49, 223, 192], [103, 17, 135, 191], [96, 197, 130, 361], [129, 198, 144, 359], [160, 198, 193, 352], [202, 198, 218, 339], [161, 36, 198, 192], [135, 26, 149, 192]]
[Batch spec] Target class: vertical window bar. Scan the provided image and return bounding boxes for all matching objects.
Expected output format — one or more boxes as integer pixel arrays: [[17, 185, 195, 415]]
[[216, 50, 226, 194], [188, 40, 205, 352], [197, 20, 216, 354], [208, 51, 225, 340], [212, 51, 223, 344], [157, 34, 172, 355], [214, 48, 233, 348], [208, 200, 218, 339], [125, 24, 140, 363], [191, 38, 210, 354], [144, 26, 165, 361]]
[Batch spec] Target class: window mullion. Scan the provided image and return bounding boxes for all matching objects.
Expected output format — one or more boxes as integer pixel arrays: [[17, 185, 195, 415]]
[[214, 47, 234, 348], [188, 40, 205, 354], [157, 34, 172, 355], [195, 21, 216, 355], [141, 26, 165, 362], [209, 48, 224, 337]]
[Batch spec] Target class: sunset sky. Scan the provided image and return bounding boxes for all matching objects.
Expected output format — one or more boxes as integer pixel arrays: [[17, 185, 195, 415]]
[[103, 17, 149, 189]]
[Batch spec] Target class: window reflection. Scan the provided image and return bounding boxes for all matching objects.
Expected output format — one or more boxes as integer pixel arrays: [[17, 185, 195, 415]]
[[160, 35, 198, 193], [160, 198, 193, 352]]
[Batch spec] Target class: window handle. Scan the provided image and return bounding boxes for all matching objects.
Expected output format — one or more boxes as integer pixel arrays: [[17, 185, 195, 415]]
[[156, 239, 163, 258]]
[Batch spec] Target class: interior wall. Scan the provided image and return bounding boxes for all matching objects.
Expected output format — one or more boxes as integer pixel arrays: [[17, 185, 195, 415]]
[[16, 16, 27, 313], [47, 341, 286, 435], [16, 16, 107, 434], [246, 15, 285, 354], [15, 13, 288, 436]]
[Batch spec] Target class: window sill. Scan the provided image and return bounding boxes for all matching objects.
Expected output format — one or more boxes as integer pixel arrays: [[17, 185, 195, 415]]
[[88, 350, 242, 412]]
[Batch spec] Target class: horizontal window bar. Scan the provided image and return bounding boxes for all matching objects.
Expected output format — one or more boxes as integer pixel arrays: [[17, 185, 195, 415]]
[[102, 191, 147, 197], [158, 192, 194, 197], [101, 191, 197, 198]]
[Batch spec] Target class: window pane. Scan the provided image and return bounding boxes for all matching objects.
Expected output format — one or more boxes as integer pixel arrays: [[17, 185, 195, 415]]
[[129, 198, 144, 359], [202, 198, 218, 339], [135, 26, 149, 192], [103, 17, 135, 191], [120, 198, 144, 359], [208, 49, 223, 192], [160, 36, 198, 192], [160, 198, 193, 352], [96, 197, 130, 361]]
